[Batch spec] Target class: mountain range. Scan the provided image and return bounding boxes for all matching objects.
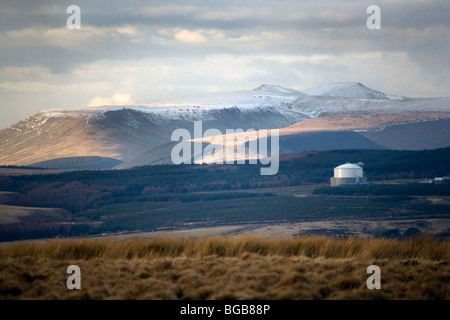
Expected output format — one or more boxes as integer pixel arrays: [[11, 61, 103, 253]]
[[1, 82, 449, 169]]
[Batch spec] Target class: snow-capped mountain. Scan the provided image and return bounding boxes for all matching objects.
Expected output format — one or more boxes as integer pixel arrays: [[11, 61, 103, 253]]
[[298, 82, 405, 100], [0, 83, 449, 168]]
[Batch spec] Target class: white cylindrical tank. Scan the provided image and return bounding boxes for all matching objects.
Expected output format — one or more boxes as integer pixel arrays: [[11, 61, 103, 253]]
[[334, 163, 363, 178]]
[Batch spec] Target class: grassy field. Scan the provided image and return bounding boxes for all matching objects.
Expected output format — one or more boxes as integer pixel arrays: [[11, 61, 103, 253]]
[[0, 204, 70, 224], [83, 192, 450, 236], [0, 236, 448, 300]]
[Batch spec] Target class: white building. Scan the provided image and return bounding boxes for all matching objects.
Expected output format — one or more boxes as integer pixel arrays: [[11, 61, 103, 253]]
[[330, 163, 366, 186]]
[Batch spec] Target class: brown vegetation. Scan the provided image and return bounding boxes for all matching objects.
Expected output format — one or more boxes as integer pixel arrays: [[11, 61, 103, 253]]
[[281, 112, 450, 133], [0, 236, 448, 300]]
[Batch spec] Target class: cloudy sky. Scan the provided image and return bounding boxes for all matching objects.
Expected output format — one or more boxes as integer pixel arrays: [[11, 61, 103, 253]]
[[0, 0, 449, 129]]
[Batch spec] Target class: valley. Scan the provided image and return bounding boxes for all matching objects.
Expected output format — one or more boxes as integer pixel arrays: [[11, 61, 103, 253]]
[[0, 83, 449, 243], [1, 148, 449, 243]]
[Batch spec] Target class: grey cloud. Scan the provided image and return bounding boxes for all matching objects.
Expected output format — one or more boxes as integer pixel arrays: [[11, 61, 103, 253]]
[[382, 1, 450, 29], [1, 0, 449, 129], [2, 1, 449, 31]]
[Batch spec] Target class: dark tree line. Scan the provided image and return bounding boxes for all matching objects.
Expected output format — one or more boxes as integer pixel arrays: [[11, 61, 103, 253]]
[[1, 148, 450, 215], [313, 183, 450, 196]]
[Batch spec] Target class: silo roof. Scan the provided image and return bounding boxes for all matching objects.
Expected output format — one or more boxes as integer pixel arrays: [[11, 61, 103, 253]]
[[335, 163, 362, 169]]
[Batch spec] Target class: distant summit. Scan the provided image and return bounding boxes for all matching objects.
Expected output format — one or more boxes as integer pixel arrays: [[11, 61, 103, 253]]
[[254, 84, 299, 94], [299, 82, 405, 100], [253, 82, 405, 100]]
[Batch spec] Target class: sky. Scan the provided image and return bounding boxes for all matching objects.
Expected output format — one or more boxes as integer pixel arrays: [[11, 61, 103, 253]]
[[0, 0, 449, 129]]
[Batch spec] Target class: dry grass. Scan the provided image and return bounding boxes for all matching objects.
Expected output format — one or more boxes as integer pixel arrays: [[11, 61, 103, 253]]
[[0, 236, 448, 300], [0, 205, 69, 224]]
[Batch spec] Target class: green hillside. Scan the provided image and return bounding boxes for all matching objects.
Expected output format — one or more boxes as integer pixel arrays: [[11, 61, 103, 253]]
[[1, 148, 449, 241]]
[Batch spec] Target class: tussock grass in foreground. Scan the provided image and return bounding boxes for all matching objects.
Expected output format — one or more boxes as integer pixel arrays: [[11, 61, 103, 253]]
[[1, 235, 448, 260], [0, 236, 448, 300]]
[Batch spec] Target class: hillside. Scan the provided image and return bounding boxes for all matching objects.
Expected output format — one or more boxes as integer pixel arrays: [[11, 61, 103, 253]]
[[1, 83, 449, 168], [1, 148, 449, 241]]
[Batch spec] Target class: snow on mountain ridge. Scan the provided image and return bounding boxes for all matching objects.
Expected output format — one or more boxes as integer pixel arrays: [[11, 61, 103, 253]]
[[37, 83, 444, 128], [299, 82, 406, 100], [38, 87, 303, 123], [254, 84, 300, 94], [2, 83, 450, 167], [38, 82, 403, 117]]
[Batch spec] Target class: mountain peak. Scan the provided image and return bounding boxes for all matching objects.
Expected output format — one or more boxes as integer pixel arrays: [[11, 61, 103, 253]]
[[300, 82, 404, 100], [254, 84, 298, 94]]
